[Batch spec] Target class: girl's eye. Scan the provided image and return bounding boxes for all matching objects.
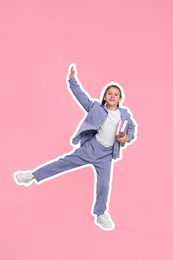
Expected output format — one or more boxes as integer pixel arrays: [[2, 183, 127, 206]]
[[107, 92, 119, 97]]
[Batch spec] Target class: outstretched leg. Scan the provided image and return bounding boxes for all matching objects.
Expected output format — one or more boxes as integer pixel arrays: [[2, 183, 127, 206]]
[[33, 151, 89, 182], [14, 150, 89, 185]]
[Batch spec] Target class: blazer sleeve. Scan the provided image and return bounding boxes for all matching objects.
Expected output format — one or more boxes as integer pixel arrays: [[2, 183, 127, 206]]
[[68, 77, 93, 112], [125, 110, 137, 142]]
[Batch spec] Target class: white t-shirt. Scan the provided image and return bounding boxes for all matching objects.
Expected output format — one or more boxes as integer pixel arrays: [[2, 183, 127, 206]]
[[95, 109, 121, 147]]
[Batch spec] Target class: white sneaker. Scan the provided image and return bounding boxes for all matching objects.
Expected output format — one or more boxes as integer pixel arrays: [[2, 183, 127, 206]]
[[95, 214, 115, 231], [14, 171, 34, 186]]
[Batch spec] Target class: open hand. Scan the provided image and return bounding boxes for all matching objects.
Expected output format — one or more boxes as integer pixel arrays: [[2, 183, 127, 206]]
[[69, 65, 76, 79]]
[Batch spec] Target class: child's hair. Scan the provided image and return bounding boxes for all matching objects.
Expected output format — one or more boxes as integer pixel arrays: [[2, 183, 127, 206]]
[[101, 85, 123, 107]]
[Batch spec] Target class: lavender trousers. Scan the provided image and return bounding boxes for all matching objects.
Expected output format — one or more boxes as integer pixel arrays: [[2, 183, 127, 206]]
[[33, 137, 113, 216]]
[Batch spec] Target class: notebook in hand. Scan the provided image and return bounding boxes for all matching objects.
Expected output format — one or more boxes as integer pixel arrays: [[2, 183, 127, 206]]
[[116, 120, 128, 147], [120, 120, 128, 147], [115, 120, 123, 138]]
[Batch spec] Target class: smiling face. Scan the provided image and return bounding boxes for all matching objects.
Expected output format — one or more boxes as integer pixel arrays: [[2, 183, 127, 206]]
[[103, 86, 122, 110]]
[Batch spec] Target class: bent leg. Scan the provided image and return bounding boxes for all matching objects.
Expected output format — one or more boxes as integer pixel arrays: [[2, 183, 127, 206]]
[[92, 159, 113, 216], [33, 151, 88, 182]]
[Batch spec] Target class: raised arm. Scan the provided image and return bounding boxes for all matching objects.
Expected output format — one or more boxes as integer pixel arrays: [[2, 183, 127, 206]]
[[68, 65, 93, 112]]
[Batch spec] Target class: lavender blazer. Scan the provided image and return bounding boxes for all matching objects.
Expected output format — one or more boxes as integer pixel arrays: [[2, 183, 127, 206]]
[[68, 77, 136, 160]]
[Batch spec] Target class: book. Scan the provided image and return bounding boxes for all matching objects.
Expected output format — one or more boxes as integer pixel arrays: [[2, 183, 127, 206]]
[[115, 120, 123, 138], [120, 120, 128, 147], [116, 120, 128, 147]]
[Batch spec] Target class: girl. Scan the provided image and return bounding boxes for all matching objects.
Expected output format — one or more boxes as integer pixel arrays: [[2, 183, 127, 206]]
[[14, 64, 137, 231]]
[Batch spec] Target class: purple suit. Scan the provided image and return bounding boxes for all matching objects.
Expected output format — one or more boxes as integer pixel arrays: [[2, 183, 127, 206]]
[[33, 77, 137, 216]]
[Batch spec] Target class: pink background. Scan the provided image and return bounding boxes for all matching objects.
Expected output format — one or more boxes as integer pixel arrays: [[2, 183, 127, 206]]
[[0, 0, 173, 259]]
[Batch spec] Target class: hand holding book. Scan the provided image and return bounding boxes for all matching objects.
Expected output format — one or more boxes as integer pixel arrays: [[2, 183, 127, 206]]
[[116, 120, 129, 146], [116, 132, 129, 144]]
